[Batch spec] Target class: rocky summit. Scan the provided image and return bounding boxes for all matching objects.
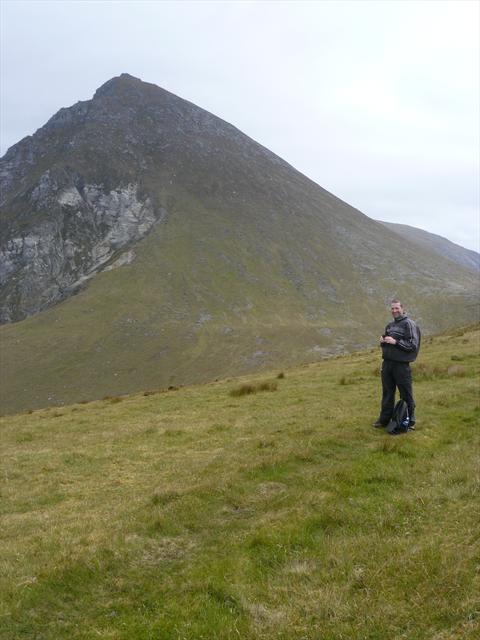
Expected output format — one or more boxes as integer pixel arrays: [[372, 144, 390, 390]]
[[0, 74, 478, 413]]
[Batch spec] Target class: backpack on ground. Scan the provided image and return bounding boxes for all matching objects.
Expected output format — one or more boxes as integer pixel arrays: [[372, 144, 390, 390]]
[[386, 399, 411, 435]]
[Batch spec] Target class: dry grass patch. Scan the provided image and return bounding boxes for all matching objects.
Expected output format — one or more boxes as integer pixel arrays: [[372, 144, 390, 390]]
[[151, 490, 180, 506], [229, 380, 278, 397], [412, 362, 471, 381]]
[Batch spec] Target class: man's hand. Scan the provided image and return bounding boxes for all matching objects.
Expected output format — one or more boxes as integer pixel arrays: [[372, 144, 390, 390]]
[[383, 336, 397, 345]]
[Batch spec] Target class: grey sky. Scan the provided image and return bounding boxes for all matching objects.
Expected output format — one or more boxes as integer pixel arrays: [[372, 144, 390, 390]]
[[1, 0, 479, 251]]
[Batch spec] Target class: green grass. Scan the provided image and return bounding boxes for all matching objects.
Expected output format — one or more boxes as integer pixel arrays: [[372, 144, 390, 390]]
[[1, 325, 479, 639], [2, 172, 478, 418]]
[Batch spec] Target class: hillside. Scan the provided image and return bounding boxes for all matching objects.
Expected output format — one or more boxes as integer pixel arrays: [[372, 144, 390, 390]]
[[1, 74, 478, 414], [1, 324, 479, 639], [379, 221, 480, 272]]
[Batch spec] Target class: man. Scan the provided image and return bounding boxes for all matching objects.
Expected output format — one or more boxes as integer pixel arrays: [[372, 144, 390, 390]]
[[373, 299, 421, 429]]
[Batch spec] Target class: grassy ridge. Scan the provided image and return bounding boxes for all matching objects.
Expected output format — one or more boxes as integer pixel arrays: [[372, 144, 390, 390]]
[[1, 325, 479, 639]]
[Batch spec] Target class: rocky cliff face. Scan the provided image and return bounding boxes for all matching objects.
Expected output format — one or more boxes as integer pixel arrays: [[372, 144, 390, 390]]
[[0, 174, 163, 322]]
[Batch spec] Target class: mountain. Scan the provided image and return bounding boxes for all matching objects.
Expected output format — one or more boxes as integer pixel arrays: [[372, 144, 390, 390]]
[[379, 221, 480, 272], [0, 74, 478, 414]]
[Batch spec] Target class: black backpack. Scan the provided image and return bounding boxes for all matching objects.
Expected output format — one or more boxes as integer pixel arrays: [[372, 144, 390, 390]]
[[387, 399, 411, 435]]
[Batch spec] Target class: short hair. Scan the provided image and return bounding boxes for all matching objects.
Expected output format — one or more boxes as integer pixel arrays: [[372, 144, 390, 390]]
[[390, 299, 403, 308]]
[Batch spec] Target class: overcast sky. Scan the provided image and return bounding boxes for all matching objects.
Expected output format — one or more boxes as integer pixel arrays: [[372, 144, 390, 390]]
[[1, 0, 479, 251]]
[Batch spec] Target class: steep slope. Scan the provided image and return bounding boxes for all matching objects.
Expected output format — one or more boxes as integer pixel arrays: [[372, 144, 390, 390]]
[[0, 74, 478, 414], [379, 221, 480, 272], [2, 326, 479, 639]]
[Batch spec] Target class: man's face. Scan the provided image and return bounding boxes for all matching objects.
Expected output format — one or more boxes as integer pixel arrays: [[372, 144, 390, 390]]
[[391, 303, 403, 318]]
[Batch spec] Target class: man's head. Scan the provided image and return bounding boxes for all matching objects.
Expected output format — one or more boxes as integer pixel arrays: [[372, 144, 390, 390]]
[[390, 299, 404, 319]]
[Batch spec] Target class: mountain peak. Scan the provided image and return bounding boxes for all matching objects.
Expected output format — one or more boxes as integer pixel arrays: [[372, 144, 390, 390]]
[[93, 73, 160, 101]]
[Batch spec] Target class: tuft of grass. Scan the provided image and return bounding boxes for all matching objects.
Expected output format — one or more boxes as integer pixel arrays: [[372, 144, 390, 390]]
[[229, 381, 278, 397], [339, 374, 366, 385], [163, 428, 185, 437], [151, 490, 180, 506], [376, 438, 414, 457], [413, 362, 470, 381], [257, 381, 278, 392], [230, 383, 257, 397], [447, 364, 467, 377], [277, 372, 285, 379], [102, 395, 119, 401]]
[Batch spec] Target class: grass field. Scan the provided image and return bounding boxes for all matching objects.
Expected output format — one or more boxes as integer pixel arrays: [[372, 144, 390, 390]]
[[1, 325, 479, 639]]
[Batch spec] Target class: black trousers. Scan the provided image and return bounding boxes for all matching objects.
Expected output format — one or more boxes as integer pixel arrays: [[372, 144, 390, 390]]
[[379, 360, 415, 424]]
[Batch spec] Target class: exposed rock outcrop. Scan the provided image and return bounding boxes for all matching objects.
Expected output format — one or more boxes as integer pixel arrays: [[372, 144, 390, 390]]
[[0, 179, 164, 323]]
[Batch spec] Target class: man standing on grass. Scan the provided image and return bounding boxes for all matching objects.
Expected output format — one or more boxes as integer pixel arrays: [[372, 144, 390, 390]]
[[373, 299, 421, 429]]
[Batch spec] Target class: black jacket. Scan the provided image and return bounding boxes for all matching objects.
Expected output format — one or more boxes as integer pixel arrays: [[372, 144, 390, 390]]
[[381, 314, 421, 363]]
